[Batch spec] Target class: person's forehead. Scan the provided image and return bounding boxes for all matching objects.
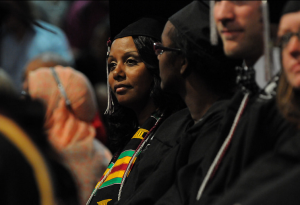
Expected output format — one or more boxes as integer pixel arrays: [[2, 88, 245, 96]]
[[214, 1, 262, 10], [111, 36, 137, 52], [279, 12, 300, 34]]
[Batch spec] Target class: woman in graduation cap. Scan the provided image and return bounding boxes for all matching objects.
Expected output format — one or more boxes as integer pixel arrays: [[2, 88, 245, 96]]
[[86, 17, 185, 205]]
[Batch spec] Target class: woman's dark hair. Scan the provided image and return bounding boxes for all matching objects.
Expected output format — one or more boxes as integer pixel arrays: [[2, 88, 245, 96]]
[[277, 70, 300, 128], [106, 36, 185, 153], [168, 25, 242, 96]]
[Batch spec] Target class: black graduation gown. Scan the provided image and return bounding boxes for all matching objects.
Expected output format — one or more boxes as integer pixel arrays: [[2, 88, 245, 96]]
[[117, 98, 233, 205], [241, 165, 300, 205], [211, 127, 300, 205], [155, 90, 297, 205], [88, 112, 164, 205], [233, 165, 300, 205], [116, 108, 193, 204], [112, 108, 192, 205]]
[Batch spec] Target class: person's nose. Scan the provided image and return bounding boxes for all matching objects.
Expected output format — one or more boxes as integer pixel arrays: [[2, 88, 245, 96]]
[[214, 1, 235, 25], [112, 63, 126, 81], [287, 36, 300, 59]]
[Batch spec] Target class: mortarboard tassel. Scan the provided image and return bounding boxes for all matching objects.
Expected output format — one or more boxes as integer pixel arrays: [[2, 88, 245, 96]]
[[210, 1, 218, 45], [262, 1, 274, 82], [104, 38, 114, 115]]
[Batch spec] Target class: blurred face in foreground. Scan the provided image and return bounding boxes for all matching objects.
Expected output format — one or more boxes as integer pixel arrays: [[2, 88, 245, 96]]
[[214, 1, 263, 65], [278, 11, 300, 89]]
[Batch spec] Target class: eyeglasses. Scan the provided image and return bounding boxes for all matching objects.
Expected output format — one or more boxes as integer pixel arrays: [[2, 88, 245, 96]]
[[50, 67, 73, 113], [153, 42, 181, 55], [278, 31, 300, 48]]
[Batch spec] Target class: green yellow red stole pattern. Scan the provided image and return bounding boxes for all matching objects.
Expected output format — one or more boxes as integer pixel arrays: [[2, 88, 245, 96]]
[[96, 128, 149, 189], [87, 113, 162, 205]]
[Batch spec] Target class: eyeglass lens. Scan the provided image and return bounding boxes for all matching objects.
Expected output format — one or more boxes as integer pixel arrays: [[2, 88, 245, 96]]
[[280, 31, 300, 48], [153, 43, 163, 55]]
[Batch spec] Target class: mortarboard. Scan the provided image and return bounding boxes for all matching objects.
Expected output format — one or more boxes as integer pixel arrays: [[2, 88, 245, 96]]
[[114, 17, 165, 41], [282, 1, 300, 16], [169, 1, 225, 59]]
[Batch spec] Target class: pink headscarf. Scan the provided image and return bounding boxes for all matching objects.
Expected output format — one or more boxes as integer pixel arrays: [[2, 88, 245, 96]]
[[28, 66, 111, 204], [28, 66, 97, 127]]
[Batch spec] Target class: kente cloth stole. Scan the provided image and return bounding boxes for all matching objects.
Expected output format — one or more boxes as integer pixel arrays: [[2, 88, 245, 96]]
[[87, 112, 162, 205], [96, 128, 149, 189]]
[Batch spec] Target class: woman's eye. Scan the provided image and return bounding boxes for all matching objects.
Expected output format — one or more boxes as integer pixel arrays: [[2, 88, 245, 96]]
[[108, 62, 116, 72], [126, 59, 138, 66]]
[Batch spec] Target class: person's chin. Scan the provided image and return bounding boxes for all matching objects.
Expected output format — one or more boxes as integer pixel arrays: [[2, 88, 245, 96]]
[[116, 96, 130, 106], [224, 43, 244, 59]]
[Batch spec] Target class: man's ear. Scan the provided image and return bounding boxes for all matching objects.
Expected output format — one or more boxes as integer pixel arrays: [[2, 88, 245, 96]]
[[180, 57, 189, 75]]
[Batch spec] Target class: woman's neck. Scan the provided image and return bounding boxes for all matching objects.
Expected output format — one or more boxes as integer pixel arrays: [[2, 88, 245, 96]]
[[132, 98, 157, 126]]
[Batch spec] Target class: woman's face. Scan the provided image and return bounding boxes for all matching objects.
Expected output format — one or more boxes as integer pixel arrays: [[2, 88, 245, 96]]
[[108, 36, 153, 108], [279, 11, 300, 89]]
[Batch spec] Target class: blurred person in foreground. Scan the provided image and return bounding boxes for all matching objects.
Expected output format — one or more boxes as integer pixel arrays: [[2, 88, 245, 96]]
[[22, 52, 69, 90], [210, 2, 300, 205], [176, 1, 300, 205], [0, 69, 79, 205], [0, 1, 73, 89], [26, 66, 112, 205], [22, 53, 108, 146]]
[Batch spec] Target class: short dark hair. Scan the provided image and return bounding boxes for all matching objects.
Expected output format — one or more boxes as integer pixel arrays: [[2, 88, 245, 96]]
[[168, 25, 242, 96]]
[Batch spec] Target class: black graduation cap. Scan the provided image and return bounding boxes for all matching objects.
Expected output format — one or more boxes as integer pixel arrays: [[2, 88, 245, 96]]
[[282, 1, 300, 16], [169, 1, 224, 55], [114, 17, 166, 41], [108, 0, 192, 39]]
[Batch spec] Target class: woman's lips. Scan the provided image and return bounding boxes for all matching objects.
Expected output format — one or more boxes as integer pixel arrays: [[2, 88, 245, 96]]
[[114, 84, 131, 94], [291, 63, 300, 73], [116, 87, 129, 93]]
